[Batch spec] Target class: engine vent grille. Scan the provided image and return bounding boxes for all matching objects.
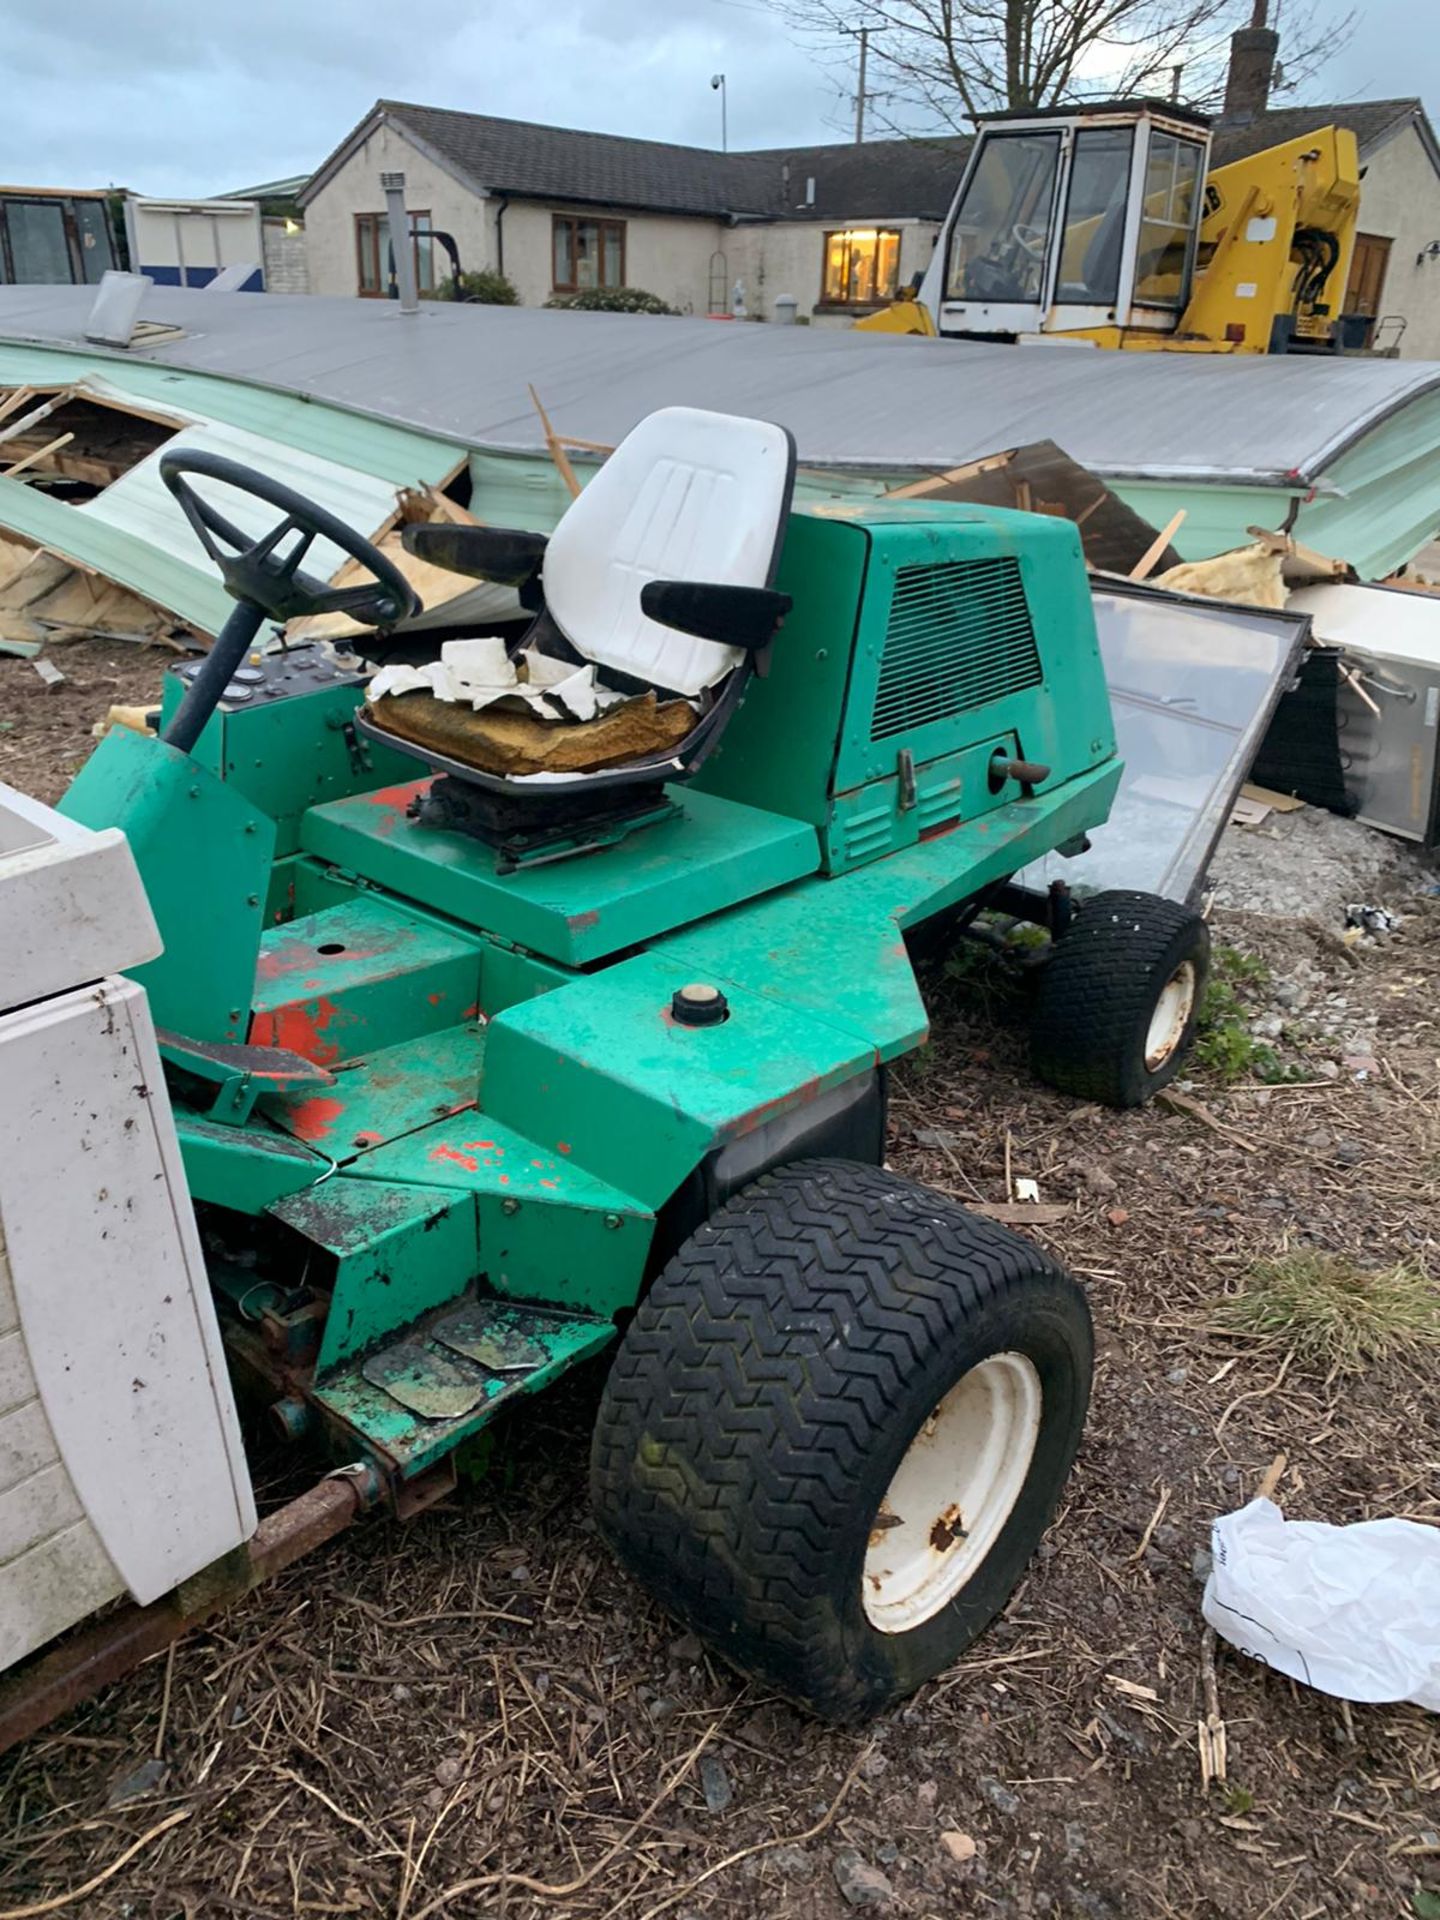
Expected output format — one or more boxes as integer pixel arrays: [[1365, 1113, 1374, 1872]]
[[871, 556, 1042, 741]]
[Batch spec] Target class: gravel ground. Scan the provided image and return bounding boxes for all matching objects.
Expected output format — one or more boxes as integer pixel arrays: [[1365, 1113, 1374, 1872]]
[[1209, 801, 1437, 922], [2, 656, 1438, 1920]]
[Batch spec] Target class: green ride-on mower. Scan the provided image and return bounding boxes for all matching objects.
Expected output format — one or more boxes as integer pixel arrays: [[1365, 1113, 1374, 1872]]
[[13, 404, 1209, 1732]]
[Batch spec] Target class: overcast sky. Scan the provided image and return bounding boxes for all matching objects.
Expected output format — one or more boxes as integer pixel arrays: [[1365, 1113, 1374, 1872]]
[[2, 0, 1433, 198]]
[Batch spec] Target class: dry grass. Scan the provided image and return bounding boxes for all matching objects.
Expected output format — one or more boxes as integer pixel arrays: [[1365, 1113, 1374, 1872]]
[[0, 672, 1437, 1920], [1213, 1251, 1440, 1372]]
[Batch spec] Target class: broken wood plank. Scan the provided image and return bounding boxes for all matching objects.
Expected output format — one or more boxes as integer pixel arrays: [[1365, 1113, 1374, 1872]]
[[2, 432, 76, 480], [970, 1202, 1072, 1226], [884, 451, 1015, 500], [0, 388, 75, 450], [1156, 1088, 1258, 1151], [0, 386, 38, 427], [1130, 509, 1188, 581], [527, 385, 581, 501], [1339, 661, 1382, 717]]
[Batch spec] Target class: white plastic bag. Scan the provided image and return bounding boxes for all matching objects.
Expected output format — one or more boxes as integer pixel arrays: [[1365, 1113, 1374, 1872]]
[[1203, 1498, 1440, 1709]]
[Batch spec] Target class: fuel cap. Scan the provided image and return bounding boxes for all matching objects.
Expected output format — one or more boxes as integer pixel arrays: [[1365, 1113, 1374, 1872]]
[[671, 982, 728, 1027]]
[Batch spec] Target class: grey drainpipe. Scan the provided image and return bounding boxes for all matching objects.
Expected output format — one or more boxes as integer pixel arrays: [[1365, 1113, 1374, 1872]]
[[494, 194, 509, 277]]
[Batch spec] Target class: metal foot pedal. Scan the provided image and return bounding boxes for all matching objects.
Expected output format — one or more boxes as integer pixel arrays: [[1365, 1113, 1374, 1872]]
[[361, 1342, 491, 1420], [316, 1297, 616, 1476]]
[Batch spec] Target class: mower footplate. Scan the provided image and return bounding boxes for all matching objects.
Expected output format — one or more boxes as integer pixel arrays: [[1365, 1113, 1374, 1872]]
[[314, 1299, 614, 1476]]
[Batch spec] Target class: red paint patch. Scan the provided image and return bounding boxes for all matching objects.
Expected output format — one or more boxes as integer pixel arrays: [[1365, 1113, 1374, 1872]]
[[249, 999, 341, 1066], [429, 1142, 480, 1173], [462, 1138, 496, 1151], [540, 1178, 558, 1189], [567, 910, 601, 933], [284, 1095, 346, 1142], [427, 992, 444, 1006], [498, 1173, 510, 1185], [362, 779, 430, 808], [556, 1141, 572, 1155], [462, 1003, 480, 1021]]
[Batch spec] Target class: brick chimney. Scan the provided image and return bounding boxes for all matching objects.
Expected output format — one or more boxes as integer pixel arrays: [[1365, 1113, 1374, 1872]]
[[1221, 17, 1279, 124]]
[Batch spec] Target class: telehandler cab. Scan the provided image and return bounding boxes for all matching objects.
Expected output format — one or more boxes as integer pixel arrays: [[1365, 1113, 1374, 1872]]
[[0, 405, 1207, 1735]]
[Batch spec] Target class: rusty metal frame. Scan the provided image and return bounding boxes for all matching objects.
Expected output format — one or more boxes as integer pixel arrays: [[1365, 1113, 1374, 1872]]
[[0, 1471, 375, 1757]]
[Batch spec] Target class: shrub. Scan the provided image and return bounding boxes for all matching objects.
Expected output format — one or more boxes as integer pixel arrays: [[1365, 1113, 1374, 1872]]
[[544, 286, 678, 315], [435, 268, 519, 305]]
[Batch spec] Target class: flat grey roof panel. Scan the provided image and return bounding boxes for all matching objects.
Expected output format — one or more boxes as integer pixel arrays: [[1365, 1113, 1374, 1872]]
[[1, 285, 1437, 488]]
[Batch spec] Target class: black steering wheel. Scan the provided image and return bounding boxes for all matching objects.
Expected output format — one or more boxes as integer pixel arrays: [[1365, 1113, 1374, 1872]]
[[159, 450, 423, 754]]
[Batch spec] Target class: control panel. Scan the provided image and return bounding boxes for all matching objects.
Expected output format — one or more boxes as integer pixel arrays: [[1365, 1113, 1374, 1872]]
[[168, 643, 367, 712]]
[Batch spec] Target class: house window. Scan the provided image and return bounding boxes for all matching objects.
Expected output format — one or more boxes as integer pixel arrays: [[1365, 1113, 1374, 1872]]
[[355, 210, 435, 298], [552, 216, 626, 292], [823, 228, 901, 306]]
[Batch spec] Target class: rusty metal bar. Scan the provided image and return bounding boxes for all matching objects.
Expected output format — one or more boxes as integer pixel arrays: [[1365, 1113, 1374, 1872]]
[[0, 1474, 365, 1758]]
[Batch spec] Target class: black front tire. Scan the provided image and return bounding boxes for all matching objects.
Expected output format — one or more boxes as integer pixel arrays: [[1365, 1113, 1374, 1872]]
[[590, 1160, 1093, 1725], [1031, 888, 1209, 1108]]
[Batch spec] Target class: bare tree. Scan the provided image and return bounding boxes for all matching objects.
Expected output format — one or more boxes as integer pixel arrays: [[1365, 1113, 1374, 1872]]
[[775, 0, 1349, 134]]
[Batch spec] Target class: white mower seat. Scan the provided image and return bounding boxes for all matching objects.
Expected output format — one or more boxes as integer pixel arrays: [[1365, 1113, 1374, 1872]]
[[542, 405, 795, 697], [364, 405, 798, 811]]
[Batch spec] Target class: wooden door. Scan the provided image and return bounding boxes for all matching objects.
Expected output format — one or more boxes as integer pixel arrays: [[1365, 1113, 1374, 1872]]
[[1345, 232, 1392, 343]]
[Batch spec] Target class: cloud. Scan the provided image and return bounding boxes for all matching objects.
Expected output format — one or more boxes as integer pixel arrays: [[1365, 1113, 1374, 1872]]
[[0, 0, 850, 196]]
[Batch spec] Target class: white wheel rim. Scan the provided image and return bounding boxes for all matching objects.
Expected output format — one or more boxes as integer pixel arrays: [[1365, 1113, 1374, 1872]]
[[862, 1352, 1043, 1635], [1145, 960, 1196, 1071]]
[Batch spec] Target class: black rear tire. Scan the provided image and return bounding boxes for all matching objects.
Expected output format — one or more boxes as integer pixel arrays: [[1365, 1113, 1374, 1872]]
[[590, 1160, 1093, 1725], [1030, 888, 1209, 1108]]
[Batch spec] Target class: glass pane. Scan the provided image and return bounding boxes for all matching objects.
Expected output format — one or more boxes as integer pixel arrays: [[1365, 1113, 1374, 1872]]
[[823, 232, 848, 301], [1019, 590, 1302, 901], [7, 200, 72, 284], [945, 133, 1060, 303], [412, 213, 434, 293], [1055, 128, 1132, 305], [553, 220, 572, 288], [876, 230, 900, 299], [574, 221, 599, 289], [74, 199, 114, 283], [1134, 133, 1204, 308], [602, 224, 623, 288]]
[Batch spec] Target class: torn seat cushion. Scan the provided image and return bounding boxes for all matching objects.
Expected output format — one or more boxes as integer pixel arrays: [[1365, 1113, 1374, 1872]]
[[369, 688, 695, 778]]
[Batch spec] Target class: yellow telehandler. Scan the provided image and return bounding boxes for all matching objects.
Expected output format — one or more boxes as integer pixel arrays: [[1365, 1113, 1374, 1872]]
[[858, 100, 1360, 354]]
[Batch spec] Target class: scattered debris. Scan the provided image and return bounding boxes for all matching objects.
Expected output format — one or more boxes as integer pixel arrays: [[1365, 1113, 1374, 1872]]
[[1197, 1625, 1228, 1788], [105, 1755, 168, 1808], [29, 658, 64, 691], [832, 1849, 894, 1908], [1155, 541, 1287, 609], [939, 1830, 978, 1864], [699, 1753, 734, 1814], [1204, 1498, 1440, 1708], [978, 1775, 1020, 1816], [1345, 903, 1398, 936]]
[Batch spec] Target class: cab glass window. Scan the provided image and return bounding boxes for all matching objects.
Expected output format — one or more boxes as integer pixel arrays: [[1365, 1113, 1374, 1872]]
[[1054, 127, 1133, 305], [1134, 133, 1204, 307], [945, 132, 1060, 303]]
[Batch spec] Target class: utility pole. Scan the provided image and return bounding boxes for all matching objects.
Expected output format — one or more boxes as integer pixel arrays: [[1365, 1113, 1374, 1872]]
[[711, 73, 728, 152], [854, 27, 868, 143]]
